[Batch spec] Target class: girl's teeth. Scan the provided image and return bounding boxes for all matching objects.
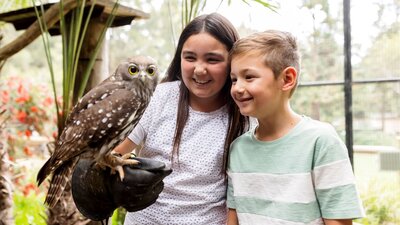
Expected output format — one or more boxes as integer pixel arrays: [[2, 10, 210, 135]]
[[194, 79, 208, 84]]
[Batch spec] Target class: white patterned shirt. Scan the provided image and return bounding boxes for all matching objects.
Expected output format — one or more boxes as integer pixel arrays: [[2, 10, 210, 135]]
[[124, 81, 229, 225]]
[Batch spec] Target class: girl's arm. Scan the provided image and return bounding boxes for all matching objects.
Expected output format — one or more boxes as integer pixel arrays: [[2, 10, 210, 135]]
[[227, 209, 239, 225], [113, 138, 137, 155], [324, 219, 353, 225]]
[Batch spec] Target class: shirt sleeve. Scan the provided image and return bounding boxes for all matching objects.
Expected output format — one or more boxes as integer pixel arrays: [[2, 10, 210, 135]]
[[128, 123, 145, 145], [312, 125, 365, 219], [227, 172, 236, 209]]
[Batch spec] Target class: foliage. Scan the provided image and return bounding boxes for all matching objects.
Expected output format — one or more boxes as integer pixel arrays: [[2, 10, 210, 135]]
[[13, 159, 47, 225], [14, 191, 47, 225], [111, 208, 127, 225], [0, 0, 32, 15], [355, 178, 400, 225]]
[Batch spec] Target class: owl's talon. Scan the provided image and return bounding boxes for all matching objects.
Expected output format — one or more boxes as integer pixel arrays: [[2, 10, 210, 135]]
[[121, 153, 133, 160], [116, 165, 125, 181]]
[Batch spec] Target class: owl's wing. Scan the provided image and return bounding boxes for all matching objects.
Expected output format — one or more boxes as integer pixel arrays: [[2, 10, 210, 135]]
[[67, 81, 121, 124], [37, 82, 145, 185], [57, 84, 144, 163]]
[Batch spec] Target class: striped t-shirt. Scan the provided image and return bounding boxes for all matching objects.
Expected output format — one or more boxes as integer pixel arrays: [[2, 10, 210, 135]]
[[227, 116, 365, 225]]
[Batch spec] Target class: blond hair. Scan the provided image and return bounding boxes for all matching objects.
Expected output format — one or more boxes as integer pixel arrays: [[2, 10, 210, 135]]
[[230, 30, 301, 96]]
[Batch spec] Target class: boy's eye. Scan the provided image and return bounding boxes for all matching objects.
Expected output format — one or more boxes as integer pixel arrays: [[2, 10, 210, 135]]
[[245, 75, 254, 80]]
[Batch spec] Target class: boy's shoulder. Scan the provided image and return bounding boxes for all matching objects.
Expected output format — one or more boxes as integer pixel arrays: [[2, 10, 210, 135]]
[[301, 116, 338, 136], [231, 129, 253, 146]]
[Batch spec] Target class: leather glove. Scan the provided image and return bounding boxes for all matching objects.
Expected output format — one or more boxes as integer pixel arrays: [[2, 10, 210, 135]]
[[71, 156, 172, 221]]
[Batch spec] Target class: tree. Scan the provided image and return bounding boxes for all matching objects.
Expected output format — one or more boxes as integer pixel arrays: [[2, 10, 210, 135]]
[[352, 0, 400, 145], [292, 0, 344, 130]]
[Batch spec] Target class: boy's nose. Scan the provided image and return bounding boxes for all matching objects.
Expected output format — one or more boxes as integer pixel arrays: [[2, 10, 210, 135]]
[[232, 82, 245, 94]]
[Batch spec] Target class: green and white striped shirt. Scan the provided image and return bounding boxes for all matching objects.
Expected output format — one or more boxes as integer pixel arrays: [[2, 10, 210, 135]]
[[227, 116, 364, 225]]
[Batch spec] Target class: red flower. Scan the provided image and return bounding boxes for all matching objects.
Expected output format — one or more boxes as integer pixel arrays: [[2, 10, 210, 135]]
[[1, 90, 9, 104], [23, 183, 37, 196], [43, 97, 53, 107], [17, 83, 25, 95], [30, 106, 39, 113], [52, 131, 58, 139], [23, 146, 33, 156], [25, 129, 32, 137], [16, 111, 27, 123], [15, 94, 30, 103]]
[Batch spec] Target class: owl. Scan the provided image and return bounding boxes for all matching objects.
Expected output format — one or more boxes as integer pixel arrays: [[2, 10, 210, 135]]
[[37, 55, 159, 207]]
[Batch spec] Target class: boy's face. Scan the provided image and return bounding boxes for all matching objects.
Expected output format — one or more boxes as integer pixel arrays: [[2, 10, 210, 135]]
[[230, 53, 284, 119]]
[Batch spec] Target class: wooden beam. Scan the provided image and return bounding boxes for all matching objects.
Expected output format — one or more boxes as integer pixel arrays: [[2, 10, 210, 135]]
[[0, 0, 150, 61], [0, 0, 80, 61]]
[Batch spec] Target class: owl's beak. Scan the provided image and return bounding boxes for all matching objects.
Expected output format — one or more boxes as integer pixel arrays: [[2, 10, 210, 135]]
[[139, 71, 147, 82]]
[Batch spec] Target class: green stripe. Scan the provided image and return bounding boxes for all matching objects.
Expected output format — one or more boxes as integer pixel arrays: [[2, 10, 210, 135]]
[[316, 184, 364, 219], [234, 196, 321, 223], [229, 133, 316, 173], [229, 120, 349, 173]]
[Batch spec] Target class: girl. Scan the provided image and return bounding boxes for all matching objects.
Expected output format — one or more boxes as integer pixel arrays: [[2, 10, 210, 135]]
[[114, 13, 248, 224]]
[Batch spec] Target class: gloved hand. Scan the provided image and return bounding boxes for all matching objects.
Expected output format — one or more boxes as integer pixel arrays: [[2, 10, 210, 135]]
[[71, 157, 172, 221]]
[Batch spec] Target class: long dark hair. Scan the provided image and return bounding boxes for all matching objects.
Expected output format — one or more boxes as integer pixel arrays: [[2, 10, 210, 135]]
[[163, 13, 248, 169]]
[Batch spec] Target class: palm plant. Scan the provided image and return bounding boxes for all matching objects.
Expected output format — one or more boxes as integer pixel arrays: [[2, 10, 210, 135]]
[[34, 0, 118, 224]]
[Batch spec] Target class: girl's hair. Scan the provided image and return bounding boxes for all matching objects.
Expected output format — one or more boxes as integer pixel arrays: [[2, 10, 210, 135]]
[[162, 13, 248, 169]]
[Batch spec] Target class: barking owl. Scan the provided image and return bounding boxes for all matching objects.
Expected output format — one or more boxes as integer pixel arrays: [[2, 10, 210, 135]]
[[37, 55, 159, 207]]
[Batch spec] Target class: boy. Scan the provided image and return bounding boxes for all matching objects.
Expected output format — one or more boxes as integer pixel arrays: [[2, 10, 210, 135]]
[[227, 30, 365, 225]]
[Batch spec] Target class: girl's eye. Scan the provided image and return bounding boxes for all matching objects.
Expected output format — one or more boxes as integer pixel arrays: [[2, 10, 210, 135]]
[[184, 56, 195, 62], [208, 58, 221, 64], [182, 53, 196, 62]]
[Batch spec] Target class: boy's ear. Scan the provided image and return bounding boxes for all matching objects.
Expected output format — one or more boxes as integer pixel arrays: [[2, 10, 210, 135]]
[[281, 67, 297, 91]]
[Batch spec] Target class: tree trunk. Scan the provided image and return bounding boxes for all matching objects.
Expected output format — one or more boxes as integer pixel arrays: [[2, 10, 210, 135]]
[[0, 113, 14, 225]]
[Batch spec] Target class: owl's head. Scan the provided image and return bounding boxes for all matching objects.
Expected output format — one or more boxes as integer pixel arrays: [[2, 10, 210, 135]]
[[114, 56, 159, 86]]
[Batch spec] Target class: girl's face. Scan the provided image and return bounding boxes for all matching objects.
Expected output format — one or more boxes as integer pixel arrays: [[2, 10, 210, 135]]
[[181, 32, 229, 111]]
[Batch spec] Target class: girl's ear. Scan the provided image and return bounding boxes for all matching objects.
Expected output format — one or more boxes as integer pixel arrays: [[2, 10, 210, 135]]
[[281, 67, 297, 92]]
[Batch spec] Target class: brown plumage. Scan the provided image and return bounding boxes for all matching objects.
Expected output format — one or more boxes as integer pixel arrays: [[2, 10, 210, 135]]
[[37, 56, 159, 207]]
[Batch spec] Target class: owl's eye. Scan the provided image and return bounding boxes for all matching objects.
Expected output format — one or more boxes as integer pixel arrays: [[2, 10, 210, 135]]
[[128, 65, 139, 76], [147, 65, 157, 76]]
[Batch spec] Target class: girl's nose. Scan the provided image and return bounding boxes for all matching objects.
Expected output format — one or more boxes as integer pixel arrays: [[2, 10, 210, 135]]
[[194, 63, 206, 76]]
